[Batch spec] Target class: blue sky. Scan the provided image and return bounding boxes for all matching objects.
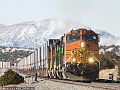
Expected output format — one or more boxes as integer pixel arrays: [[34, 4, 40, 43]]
[[0, 0, 120, 37]]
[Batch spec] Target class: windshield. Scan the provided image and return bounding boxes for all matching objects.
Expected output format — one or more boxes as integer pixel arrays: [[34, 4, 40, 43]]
[[83, 35, 97, 41], [66, 35, 80, 41]]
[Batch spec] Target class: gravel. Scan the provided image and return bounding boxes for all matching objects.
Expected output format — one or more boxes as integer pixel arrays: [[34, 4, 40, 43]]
[[25, 78, 106, 90]]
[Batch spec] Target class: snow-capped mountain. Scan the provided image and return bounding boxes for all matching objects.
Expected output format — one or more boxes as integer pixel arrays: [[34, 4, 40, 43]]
[[95, 30, 120, 46], [0, 18, 119, 48]]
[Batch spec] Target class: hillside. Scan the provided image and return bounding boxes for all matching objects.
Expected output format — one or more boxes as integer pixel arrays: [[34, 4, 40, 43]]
[[0, 46, 34, 61]]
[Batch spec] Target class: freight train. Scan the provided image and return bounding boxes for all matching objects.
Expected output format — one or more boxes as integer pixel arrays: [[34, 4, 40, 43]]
[[16, 28, 100, 81]]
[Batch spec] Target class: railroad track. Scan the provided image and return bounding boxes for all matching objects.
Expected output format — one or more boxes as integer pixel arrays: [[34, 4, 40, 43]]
[[21, 72, 120, 90], [41, 78, 120, 90]]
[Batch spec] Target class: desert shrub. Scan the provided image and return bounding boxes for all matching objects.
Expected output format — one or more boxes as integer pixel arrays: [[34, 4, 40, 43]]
[[118, 60, 120, 77], [0, 69, 24, 86]]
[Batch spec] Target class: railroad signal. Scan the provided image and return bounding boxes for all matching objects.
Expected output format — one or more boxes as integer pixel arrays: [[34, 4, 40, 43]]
[[109, 74, 113, 79], [109, 74, 113, 83]]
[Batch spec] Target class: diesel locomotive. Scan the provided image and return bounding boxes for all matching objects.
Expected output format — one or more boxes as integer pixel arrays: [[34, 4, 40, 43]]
[[47, 28, 100, 81]]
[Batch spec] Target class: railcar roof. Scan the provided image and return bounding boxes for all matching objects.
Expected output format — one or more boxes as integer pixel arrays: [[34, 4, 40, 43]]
[[66, 28, 98, 35]]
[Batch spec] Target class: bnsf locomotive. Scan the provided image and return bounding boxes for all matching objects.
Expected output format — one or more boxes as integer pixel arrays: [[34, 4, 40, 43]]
[[47, 28, 100, 81]]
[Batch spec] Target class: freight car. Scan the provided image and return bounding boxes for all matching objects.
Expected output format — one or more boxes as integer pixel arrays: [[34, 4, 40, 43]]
[[46, 28, 100, 81]]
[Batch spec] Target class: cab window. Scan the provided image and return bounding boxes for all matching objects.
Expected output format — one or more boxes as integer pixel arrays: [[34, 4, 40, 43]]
[[73, 35, 80, 41], [66, 35, 80, 41], [66, 35, 73, 40], [83, 35, 97, 41]]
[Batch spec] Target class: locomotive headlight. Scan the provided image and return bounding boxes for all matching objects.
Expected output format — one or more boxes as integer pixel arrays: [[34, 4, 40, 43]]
[[73, 58, 76, 62], [89, 58, 94, 63], [81, 42, 85, 47]]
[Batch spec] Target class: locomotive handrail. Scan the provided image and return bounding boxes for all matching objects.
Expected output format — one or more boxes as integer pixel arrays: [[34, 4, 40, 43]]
[[89, 51, 100, 70], [65, 52, 77, 67], [66, 54, 74, 63]]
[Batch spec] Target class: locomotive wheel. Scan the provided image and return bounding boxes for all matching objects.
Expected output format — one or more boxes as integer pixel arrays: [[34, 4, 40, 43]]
[[62, 67, 68, 79], [51, 68, 58, 79], [48, 69, 54, 79], [54, 68, 59, 79], [47, 70, 51, 78], [56, 69, 62, 79], [51, 69, 55, 78]]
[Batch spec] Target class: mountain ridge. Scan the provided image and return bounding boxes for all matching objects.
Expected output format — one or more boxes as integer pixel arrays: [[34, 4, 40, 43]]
[[0, 18, 119, 48]]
